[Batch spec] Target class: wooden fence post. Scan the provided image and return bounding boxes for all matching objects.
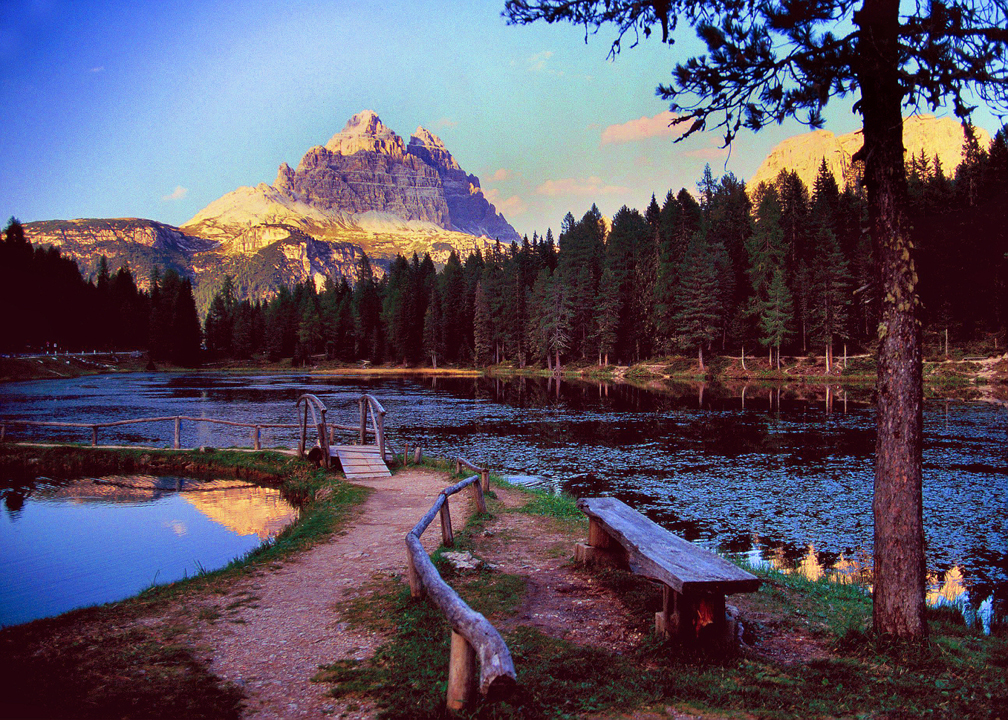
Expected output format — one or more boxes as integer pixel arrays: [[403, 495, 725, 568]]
[[1, 423, 6, 443], [253, 426, 261, 450], [298, 403, 308, 458], [317, 423, 330, 468], [470, 479, 487, 514], [413, 446, 422, 464], [446, 630, 477, 712], [91, 426, 98, 447], [376, 407, 386, 462], [481, 468, 489, 493], [403, 443, 409, 466], [407, 557, 423, 598], [359, 397, 367, 444], [440, 497, 454, 547], [174, 417, 181, 450], [455, 458, 461, 475]]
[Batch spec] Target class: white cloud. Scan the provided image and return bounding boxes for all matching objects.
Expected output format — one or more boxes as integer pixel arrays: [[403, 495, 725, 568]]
[[535, 176, 628, 197], [490, 168, 512, 182], [161, 185, 188, 202], [526, 50, 554, 74], [600, 111, 680, 146], [435, 117, 457, 129], [89, 66, 104, 73]]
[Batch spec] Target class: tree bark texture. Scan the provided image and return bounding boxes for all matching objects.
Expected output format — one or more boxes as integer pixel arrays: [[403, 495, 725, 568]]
[[857, 0, 926, 638]]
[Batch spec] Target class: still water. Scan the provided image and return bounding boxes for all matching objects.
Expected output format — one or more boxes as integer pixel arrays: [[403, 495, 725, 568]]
[[1, 372, 1005, 613], [0, 476, 297, 626]]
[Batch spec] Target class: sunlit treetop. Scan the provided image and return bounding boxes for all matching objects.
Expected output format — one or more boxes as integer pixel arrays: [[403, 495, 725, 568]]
[[504, 0, 1008, 146]]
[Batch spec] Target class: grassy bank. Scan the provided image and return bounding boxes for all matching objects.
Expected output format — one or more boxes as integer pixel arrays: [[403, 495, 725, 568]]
[[0, 445, 368, 719], [318, 477, 1007, 719]]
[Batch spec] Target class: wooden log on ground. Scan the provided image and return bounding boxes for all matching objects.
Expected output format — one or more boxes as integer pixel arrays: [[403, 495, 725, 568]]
[[446, 630, 477, 711]]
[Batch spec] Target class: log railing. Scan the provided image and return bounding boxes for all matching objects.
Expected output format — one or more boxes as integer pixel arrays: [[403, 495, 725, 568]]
[[455, 457, 491, 494], [359, 394, 387, 462], [405, 474, 515, 711], [1, 394, 387, 455]]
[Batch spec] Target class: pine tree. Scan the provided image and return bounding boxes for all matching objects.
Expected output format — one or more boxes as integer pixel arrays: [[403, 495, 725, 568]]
[[674, 232, 721, 370], [594, 266, 620, 365], [422, 285, 445, 368], [758, 266, 794, 368], [810, 227, 852, 369], [473, 280, 493, 366]]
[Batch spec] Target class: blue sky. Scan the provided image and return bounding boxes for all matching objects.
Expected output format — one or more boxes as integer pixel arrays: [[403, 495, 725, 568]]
[[1, 0, 1001, 239]]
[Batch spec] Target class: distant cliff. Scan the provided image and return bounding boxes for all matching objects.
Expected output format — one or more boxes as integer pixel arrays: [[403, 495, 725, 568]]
[[750, 115, 991, 191]]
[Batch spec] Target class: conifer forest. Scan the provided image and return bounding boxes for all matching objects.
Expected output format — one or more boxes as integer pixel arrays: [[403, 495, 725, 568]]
[[3, 125, 1006, 369]]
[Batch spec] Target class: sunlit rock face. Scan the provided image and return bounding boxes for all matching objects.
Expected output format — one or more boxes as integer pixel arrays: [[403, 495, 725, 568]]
[[23, 111, 515, 314], [408, 127, 521, 243], [750, 115, 992, 191]]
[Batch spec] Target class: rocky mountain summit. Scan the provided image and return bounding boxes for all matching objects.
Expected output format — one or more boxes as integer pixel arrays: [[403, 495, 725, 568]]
[[184, 110, 519, 244], [750, 114, 991, 191], [25, 111, 520, 313]]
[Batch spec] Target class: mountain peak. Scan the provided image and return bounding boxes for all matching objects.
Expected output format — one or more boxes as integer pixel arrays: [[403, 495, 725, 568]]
[[408, 126, 459, 171], [325, 110, 405, 157]]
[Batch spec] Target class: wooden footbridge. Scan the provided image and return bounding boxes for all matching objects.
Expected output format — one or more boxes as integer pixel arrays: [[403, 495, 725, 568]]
[[0, 393, 393, 479], [296, 393, 391, 479]]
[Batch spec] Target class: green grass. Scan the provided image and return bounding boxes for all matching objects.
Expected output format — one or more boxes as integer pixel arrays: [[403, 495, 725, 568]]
[[321, 512, 1008, 720], [0, 444, 369, 719]]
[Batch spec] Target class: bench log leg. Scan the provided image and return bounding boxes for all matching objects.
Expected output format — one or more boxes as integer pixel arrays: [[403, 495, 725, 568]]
[[655, 586, 729, 647], [575, 518, 626, 567]]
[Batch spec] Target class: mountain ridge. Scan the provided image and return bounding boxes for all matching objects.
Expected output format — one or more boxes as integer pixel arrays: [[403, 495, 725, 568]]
[[23, 111, 519, 313], [750, 114, 991, 191]]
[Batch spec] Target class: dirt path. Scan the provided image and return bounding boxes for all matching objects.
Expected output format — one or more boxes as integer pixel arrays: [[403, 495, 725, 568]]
[[187, 468, 471, 720]]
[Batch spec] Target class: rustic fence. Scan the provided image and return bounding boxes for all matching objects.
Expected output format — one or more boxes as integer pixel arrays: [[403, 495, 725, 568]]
[[0, 393, 388, 458], [404, 461, 515, 711]]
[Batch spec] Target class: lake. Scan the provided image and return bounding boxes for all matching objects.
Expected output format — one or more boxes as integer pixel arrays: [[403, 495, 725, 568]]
[[0, 475, 298, 626], [1, 372, 1005, 617]]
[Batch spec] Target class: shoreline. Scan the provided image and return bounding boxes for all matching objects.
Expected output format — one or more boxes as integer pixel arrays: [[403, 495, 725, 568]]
[[1, 446, 1003, 718], [3, 351, 1005, 403]]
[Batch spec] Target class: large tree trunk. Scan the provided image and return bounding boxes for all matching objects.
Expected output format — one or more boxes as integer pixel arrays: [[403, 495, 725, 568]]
[[857, 0, 926, 639]]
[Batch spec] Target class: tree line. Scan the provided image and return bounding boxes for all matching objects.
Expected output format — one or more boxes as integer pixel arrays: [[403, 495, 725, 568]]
[[0, 219, 201, 365], [203, 123, 1007, 369], [4, 123, 1005, 369]]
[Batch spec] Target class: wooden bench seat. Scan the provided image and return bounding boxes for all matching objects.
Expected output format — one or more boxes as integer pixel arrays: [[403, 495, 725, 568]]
[[575, 496, 760, 647]]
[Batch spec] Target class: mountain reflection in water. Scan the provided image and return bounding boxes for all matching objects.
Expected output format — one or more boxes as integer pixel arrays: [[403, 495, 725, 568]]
[[747, 542, 996, 633], [2, 371, 1004, 625], [0, 475, 298, 626]]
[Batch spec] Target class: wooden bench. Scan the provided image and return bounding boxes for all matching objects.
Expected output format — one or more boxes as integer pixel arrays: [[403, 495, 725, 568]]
[[575, 497, 760, 647]]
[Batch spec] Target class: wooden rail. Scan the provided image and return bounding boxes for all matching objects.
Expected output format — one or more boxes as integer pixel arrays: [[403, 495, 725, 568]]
[[455, 457, 491, 493], [405, 474, 515, 711], [1, 394, 385, 455]]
